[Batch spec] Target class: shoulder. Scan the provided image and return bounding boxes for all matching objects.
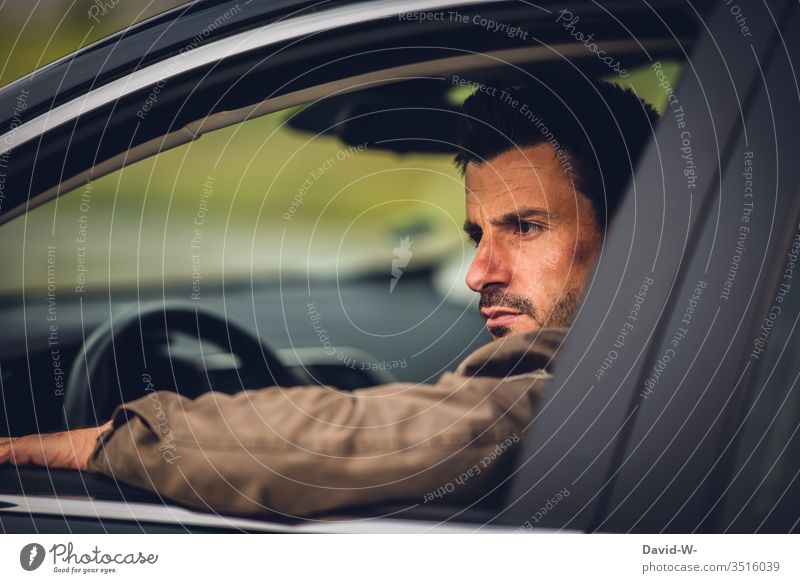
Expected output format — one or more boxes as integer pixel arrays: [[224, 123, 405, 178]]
[[455, 327, 569, 378]]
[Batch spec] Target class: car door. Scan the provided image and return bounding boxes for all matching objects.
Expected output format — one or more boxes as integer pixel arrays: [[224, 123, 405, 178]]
[[499, 0, 800, 533]]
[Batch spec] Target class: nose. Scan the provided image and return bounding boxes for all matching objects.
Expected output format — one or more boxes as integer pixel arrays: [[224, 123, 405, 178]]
[[465, 235, 513, 293]]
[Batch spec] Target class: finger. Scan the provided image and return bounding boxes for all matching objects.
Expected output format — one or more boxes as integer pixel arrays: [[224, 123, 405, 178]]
[[0, 441, 12, 464], [17, 430, 87, 470], [9, 437, 33, 466], [0, 438, 21, 463], [0, 426, 106, 470], [3, 440, 23, 466], [21, 433, 55, 467]]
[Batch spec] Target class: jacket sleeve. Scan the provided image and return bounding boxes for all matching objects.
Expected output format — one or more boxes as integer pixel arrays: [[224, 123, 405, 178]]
[[86, 328, 567, 518]]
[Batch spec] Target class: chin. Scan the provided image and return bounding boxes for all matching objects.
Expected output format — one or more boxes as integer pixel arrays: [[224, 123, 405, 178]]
[[487, 315, 543, 340], [487, 326, 513, 339]]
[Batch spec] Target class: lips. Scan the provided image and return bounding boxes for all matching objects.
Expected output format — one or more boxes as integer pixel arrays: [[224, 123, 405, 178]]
[[480, 308, 523, 328]]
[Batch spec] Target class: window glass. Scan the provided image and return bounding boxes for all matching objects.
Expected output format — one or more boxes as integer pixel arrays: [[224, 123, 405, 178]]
[[0, 61, 682, 298], [0, 105, 466, 297]]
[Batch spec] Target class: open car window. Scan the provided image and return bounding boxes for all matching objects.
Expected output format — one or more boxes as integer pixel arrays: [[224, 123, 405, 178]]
[[0, 106, 466, 295], [0, 61, 681, 297]]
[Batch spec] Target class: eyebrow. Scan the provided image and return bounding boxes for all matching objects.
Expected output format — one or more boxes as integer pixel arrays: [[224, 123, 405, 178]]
[[463, 207, 552, 234]]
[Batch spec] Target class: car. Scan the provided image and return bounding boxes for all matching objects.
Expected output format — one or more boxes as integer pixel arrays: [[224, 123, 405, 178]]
[[0, 0, 798, 533]]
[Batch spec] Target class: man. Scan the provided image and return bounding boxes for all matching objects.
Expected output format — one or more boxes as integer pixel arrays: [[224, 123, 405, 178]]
[[0, 76, 657, 517]]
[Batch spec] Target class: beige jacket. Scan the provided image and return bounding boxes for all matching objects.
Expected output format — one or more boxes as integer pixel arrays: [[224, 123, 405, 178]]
[[87, 328, 567, 518]]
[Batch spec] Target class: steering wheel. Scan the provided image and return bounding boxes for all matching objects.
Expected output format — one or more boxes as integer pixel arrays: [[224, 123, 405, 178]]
[[64, 301, 300, 427]]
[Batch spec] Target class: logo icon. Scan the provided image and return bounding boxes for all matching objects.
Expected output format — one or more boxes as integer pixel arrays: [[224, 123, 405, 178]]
[[20, 543, 46, 571], [390, 235, 414, 293]]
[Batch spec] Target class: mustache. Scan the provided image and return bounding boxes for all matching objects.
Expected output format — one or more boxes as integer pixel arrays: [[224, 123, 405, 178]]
[[478, 288, 535, 317]]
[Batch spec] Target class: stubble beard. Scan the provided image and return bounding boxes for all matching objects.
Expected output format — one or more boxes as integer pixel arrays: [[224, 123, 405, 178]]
[[481, 288, 580, 339]]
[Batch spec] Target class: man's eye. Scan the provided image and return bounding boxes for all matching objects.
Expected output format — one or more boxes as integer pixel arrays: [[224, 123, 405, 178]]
[[517, 221, 544, 235], [465, 230, 482, 247]]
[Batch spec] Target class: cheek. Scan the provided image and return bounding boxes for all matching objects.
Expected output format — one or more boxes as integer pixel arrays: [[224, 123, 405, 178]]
[[534, 233, 573, 271], [572, 228, 603, 272], [573, 202, 604, 265], [512, 245, 569, 294], [551, 220, 602, 268], [516, 232, 596, 292]]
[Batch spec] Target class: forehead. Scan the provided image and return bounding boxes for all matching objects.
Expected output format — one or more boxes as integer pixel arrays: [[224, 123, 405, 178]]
[[464, 144, 576, 214]]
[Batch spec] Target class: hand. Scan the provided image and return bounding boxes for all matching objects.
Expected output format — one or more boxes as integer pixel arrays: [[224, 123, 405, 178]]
[[0, 421, 112, 471]]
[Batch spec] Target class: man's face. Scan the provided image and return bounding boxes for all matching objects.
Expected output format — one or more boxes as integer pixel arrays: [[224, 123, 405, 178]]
[[463, 144, 603, 339]]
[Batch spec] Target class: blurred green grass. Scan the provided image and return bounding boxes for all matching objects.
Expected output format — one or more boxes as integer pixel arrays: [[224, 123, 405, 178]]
[[0, 1, 188, 87]]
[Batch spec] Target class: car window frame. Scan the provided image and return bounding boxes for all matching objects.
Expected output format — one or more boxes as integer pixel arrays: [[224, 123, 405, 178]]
[[0, 0, 701, 227]]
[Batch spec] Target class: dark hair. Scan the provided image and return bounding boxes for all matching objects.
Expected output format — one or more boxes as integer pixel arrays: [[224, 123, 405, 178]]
[[454, 75, 659, 227]]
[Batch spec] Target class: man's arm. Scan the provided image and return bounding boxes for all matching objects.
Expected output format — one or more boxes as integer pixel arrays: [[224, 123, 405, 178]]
[[1, 328, 566, 518]]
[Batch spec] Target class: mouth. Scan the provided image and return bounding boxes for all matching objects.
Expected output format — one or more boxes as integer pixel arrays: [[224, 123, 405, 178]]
[[480, 308, 523, 328]]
